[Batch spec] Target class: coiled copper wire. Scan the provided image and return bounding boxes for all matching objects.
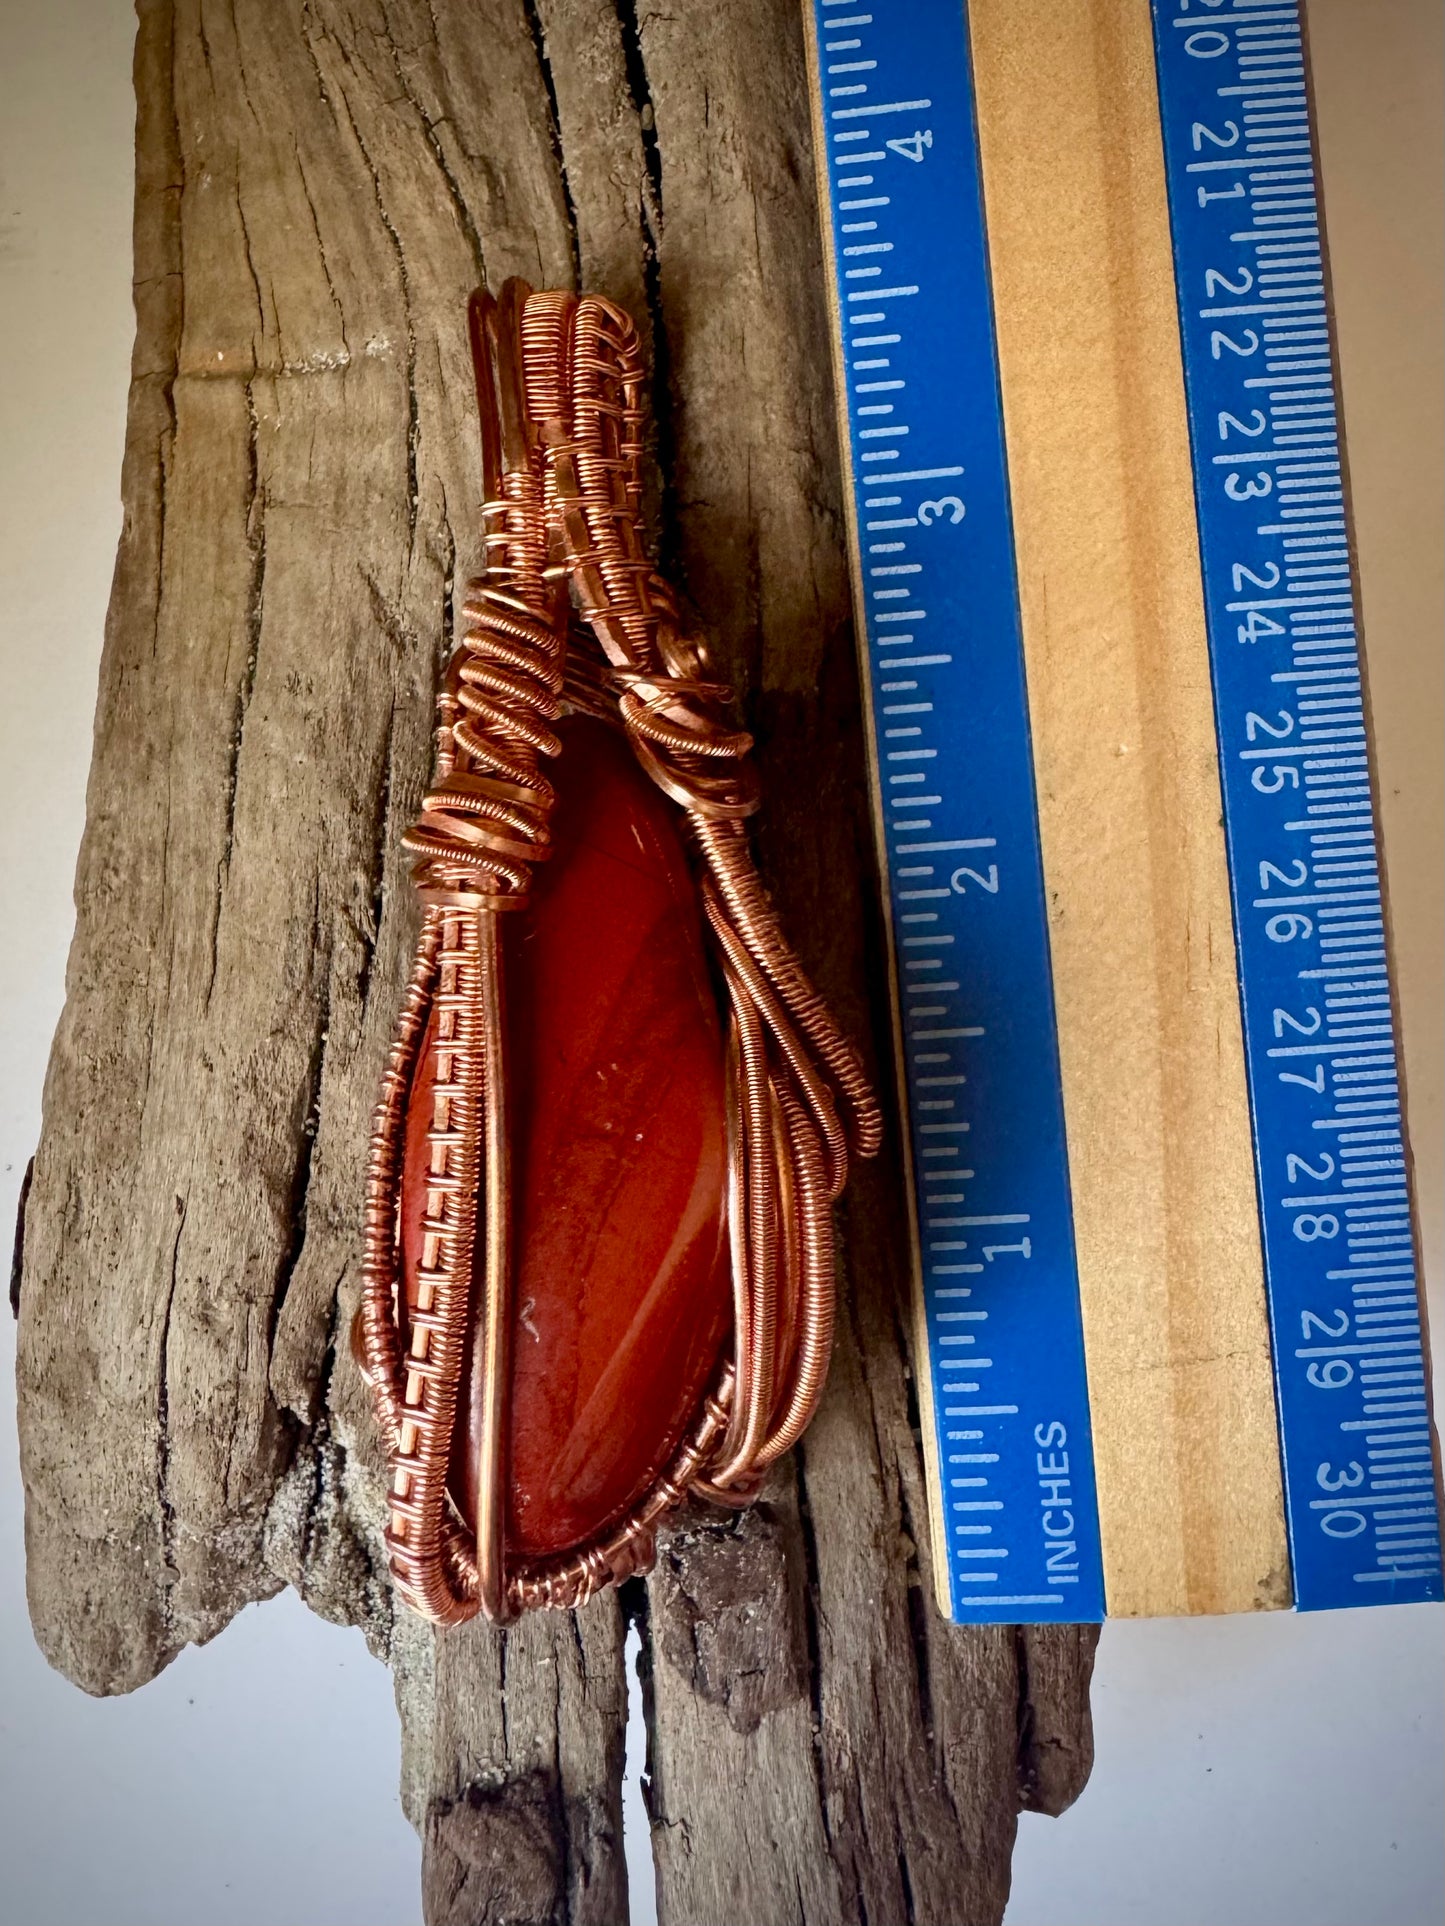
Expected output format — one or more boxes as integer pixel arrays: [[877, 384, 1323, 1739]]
[[360, 279, 881, 1622]]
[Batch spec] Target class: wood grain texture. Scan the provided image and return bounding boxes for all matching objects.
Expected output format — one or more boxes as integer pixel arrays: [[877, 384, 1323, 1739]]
[[14, 2, 1096, 1918], [969, 0, 1290, 1618]]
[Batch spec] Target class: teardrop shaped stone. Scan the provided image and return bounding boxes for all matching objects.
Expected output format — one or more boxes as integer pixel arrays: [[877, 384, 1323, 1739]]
[[400, 716, 732, 1563]]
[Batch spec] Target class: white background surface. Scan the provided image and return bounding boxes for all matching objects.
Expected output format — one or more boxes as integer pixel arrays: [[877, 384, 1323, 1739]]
[[1, 4, 1439, 1923]]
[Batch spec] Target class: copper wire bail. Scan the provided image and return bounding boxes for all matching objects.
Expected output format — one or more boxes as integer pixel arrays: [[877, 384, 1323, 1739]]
[[359, 279, 882, 1624]]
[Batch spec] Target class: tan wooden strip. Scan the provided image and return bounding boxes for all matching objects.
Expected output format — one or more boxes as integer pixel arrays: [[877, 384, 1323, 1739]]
[[968, 0, 1290, 1616]]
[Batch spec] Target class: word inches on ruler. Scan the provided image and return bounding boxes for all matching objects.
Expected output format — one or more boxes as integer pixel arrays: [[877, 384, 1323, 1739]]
[[1152, 0, 1441, 1608], [811, 0, 1103, 1624]]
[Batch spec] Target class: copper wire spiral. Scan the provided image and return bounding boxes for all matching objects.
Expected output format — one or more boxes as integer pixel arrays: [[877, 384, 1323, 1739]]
[[360, 280, 881, 1622]]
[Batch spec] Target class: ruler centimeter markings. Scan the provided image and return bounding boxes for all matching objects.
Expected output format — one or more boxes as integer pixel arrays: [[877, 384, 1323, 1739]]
[[1151, 0, 1442, 1607], [802, 0, 1104, 1624]]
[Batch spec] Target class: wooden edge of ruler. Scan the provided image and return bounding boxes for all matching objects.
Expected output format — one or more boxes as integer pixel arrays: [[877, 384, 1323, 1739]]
[[968, 0, 1290, 1617], [800, 2, 956, 1621]]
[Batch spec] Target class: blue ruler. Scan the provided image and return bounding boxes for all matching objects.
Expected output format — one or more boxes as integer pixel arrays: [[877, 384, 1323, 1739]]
[[803, 0, 1104, 1626], [1150, 0, 1440, 1609]]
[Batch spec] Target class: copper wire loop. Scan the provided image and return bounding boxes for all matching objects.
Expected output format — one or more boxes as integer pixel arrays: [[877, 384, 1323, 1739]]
[[360, 280, 882, 1623]]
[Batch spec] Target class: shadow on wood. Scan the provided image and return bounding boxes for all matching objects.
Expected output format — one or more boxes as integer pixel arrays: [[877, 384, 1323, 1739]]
[[14, 2, 1096, 1920]]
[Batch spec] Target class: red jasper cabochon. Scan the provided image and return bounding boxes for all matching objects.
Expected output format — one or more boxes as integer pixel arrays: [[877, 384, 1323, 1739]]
[[400, 716, 733, 1562]]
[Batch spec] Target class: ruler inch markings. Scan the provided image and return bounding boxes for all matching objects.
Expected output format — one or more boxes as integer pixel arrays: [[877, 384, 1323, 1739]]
[[1150, 0, 1442, 1609], [803, 0, 1104, 1626]]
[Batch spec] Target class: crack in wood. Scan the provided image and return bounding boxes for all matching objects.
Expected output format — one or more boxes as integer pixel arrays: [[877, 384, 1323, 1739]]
[[792, 1453, 837, 1850], [380, 26, 490, 287], [9, 1156, 33, 1318], [519, 0, 581, 288], [355, 691, 398, 1019], [266, 938, 331, 1373], [155, 1190, 187, 1619]]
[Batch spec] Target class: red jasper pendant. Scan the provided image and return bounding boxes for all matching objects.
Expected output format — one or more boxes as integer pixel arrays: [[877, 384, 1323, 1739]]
[[399, 718, 733, 1563], [358, 280, 880, 1624]]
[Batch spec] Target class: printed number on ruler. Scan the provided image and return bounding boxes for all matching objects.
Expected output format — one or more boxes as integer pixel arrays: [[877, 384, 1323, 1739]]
[[1152, 0, 1441, 1608], [808, 0, 1104, 1624]]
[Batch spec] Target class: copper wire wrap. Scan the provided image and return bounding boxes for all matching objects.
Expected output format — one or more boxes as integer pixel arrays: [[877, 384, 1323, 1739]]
[[360, 280, 882, 1623]]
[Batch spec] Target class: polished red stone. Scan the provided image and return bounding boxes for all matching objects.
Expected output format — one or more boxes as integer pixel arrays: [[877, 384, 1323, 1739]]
[[400, 717, 732, 1562]]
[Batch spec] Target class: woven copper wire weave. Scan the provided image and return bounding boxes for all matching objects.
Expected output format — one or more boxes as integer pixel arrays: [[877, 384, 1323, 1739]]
[[359, 279, 882, 1624]]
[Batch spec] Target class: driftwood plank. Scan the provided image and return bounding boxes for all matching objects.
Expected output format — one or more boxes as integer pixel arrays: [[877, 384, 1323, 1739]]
[[15, 2, 1097, 1920]]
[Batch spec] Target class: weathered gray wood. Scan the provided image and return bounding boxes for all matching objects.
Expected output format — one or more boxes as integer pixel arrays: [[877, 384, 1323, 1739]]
[[395, 1598, 632, 1926], [15, 2, 1097, 1920]]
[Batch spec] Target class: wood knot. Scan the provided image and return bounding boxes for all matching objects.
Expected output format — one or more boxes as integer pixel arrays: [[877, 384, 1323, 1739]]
[[652, 1501, 809, 1735]]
